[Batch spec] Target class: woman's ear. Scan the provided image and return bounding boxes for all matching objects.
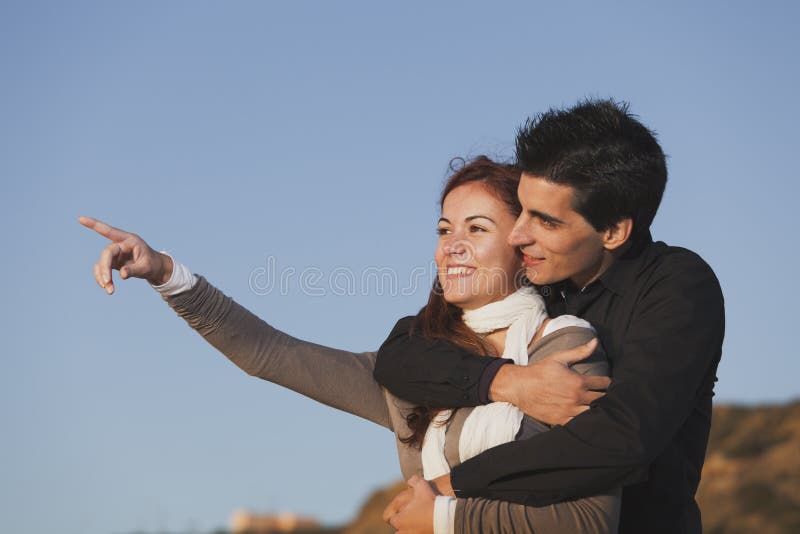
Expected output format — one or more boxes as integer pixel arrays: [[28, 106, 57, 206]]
[[602, 218, 633, 251]]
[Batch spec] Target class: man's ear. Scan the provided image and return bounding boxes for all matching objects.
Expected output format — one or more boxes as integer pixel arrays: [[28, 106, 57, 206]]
[[602, 218, 633, 251]]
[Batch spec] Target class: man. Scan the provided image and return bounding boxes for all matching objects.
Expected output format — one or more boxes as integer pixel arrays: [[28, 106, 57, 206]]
[[375, 99, 724, 533]]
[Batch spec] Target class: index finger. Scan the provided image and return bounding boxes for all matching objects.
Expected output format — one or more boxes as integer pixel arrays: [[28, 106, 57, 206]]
[[77, 216, 132, 243]]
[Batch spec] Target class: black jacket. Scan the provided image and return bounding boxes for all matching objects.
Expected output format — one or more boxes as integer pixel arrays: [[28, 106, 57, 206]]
[[374, 235, 725, 534]]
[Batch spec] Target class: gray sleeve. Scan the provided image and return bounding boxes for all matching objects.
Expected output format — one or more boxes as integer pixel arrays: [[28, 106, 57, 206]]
[[162, 274, 392, 430], [453, 325, 620, 533], [454, 490, 621, 534], [516, 325, 610, 441], [530, 324, 610, 377]]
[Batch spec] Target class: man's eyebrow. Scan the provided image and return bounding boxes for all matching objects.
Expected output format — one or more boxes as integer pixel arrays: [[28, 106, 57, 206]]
[[528, 210, 565, 225]]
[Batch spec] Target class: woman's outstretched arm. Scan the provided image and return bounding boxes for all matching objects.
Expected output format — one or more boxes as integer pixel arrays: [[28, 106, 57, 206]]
[[79, 216, 392, 429], [163, 274, 392, 428]]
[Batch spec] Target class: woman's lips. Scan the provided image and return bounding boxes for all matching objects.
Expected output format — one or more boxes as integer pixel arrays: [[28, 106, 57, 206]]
[[442, 265, 477, 278]]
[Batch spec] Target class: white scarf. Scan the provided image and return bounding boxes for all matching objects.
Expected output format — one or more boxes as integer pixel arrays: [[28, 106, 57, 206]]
[[420, 286, 548, 480]]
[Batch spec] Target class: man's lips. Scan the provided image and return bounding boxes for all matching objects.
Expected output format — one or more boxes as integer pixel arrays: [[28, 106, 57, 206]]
[[522, 254, 545, 267]]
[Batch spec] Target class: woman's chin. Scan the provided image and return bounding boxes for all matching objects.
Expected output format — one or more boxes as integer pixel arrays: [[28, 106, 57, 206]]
[[443, 292, 490, 311], [444, 289, 516, 311], [442, 292, 473, 309]]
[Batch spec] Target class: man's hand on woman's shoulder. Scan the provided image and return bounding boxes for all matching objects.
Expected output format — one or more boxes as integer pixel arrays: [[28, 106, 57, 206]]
[[490, 338, 609, 426]]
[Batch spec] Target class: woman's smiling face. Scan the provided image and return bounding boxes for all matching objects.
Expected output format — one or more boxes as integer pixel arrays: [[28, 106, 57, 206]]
[[435, 181, 523, 311]]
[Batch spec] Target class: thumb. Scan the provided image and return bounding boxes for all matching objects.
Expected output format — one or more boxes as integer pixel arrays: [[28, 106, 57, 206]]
[[551, 338, 598, 366], [406, 475, 423, 488], [119, 260, 149, 280], [407, 476, 435, 497]]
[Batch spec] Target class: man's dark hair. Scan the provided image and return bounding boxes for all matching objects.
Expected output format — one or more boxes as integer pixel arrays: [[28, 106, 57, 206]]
[[515, 99, 667, 240]]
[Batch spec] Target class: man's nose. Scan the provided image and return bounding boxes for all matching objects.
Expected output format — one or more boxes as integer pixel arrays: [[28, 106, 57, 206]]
[[507, 215, 532, 247]]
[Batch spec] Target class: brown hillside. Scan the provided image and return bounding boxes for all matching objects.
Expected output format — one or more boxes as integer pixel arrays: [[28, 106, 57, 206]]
[[206, 402, 800, 534], [697, 401, 800, 534], [340, 481, 407, 534], [336, 402, 800, 534]]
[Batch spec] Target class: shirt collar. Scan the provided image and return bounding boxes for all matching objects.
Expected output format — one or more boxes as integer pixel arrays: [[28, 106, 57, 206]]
[[594, 230, 654, 297]]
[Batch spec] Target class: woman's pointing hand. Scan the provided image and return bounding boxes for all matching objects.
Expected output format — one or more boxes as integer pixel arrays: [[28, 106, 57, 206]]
[[78, 216, 173, 294]]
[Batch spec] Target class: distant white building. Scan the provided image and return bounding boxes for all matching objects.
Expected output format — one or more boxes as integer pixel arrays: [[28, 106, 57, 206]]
[[229, 508, 321, 533]]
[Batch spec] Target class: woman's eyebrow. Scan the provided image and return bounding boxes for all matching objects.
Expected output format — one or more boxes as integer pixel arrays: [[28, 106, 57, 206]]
[[438, 215, 497, 225], [465, 215, 496, 224]]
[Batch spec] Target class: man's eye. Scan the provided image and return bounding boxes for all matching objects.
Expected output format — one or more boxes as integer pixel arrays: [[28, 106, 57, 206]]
[[540, 218, 558, 229]]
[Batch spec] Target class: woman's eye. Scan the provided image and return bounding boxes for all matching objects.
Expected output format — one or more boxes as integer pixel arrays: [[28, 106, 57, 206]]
[[437, 227, 450, 236], [470, 225, 486, 232]]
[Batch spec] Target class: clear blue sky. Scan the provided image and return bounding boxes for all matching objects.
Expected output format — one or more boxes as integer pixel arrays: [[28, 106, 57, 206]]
[[2, 2, 798, 533]]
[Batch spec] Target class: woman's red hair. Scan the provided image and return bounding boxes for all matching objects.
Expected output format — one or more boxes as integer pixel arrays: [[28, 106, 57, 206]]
[[402, 155, 522, 448]]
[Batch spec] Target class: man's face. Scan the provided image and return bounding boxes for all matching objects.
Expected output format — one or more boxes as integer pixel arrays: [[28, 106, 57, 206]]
[[507, 174, 609, 288]]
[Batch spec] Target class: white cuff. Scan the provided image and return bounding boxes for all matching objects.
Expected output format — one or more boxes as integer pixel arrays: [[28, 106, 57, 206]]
[[433, 495, 456, 534], [149, 251, 197, 296]]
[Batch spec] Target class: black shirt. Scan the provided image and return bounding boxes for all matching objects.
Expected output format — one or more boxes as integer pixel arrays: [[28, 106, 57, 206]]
[[374, 234, 725, 534]]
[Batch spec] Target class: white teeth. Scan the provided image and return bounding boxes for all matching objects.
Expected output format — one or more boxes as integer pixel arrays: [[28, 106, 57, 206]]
[[447, 267, 473, 275]]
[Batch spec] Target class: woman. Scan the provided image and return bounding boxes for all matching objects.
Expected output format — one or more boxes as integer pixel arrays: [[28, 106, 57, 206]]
[[79, 156, 619, 533]]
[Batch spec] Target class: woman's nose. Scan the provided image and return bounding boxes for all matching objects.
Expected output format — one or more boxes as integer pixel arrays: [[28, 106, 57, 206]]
[[443, 238, 473, 260]]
